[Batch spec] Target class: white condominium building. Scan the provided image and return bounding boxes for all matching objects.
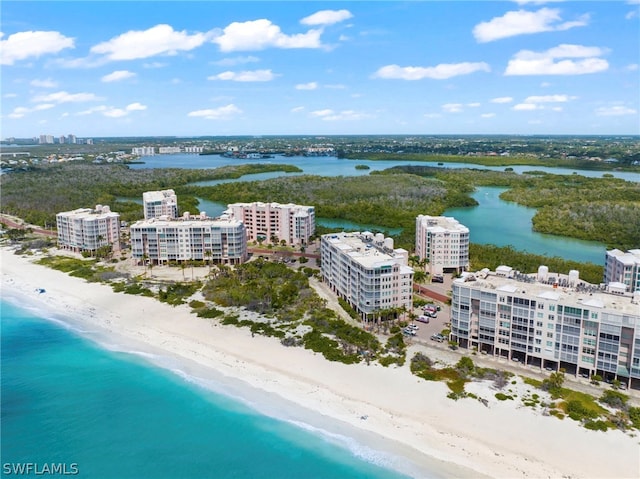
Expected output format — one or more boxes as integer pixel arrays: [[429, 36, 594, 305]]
[[226, 202, 315, 246], [450, 265, 640, 387], [129, 212, 247, 265], [131, 146, 155, 156], [415, 215, 469, 274], [143, 189, 178, 220], [604, 249, 640, 293], [321, 232, 414, 319], [56, 205, 120, 253]]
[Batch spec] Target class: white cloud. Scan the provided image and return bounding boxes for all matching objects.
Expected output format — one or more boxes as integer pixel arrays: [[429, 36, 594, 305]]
[[291, 106, 305, 113], [8, 107, 30, 119], [75, 103, 146, 118], [626, 64, 639, 71], [188, 104, 243, 120], [101, 70, 136, 82], [77, 106, 108, 116], [424, 113, 442, 119], [309, 109, 371, 121], [467, 102, 481, 108], [491, 96, 513, 104], [295, 82, 318, 90], [91, 24, 210, 60], [212, 19, 323, 52], [32, 91, 102, 103], [473, 8, 589, 43], [373, 62, 490, 80], [595, 105, 637, 116], [7, 103, 56, 118], [310, 109, 334, 118], [208, 69, 277, 82], [512, 93, 576, 112], [30, 78, 58, 88], [513, 103, 540, 111], [325, 84, 346, 89], [523, 94, 576, 103], [442, 103, 464, 113], [481, 113, 496, 118], [143, 62, 168, 68], [126, 102, 147, 111], [1, 31, 74, 65], [505, 44, 609, 75], [300, 9, 353, 26], [103, 108, 129, 118], [4, 93, 18, 98], [214, 55, 260, 66], [514, 1, 565, 4]]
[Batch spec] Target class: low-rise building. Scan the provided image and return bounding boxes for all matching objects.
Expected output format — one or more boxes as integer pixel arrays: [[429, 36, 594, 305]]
[[604, 249, 640, 293], [415, 215, 469, 274], [56, 205, 120, 254], [226, 202, 315, 246], [321, 231, 414, 319], [450, 265, 640, 387], [143, 189, 178, 220], [129, 212, 247, 265]]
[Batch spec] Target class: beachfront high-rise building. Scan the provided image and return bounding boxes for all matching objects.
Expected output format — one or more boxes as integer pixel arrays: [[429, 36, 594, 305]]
[[226, 202, 315, 246], [143, 189, 178, 220], [604, 249, 640, 293], [132, 146, 156, 156], [415, 215, 469, 274], [320, 232, 414, 320], [56, 205, 121, 254], [129, 212, 247, 265], [450, 266, 640, 387]]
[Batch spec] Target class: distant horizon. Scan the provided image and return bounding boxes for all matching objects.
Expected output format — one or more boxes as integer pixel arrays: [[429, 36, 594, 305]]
[[4, 133, 640, 142]]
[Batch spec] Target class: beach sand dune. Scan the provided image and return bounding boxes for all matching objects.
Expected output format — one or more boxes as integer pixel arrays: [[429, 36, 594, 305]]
[[2, 248, 639, 479]]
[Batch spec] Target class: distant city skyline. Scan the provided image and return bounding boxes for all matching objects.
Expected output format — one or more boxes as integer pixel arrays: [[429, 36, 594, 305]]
[[1, 1, 639, 138]]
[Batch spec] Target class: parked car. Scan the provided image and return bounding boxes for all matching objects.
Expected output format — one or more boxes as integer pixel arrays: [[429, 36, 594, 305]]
[[416, 316, 430, 324], [407, 323, 419, 330], [430, 333, 445, 342], [432, 275, 444, 283], [403, 328, 417, 336]]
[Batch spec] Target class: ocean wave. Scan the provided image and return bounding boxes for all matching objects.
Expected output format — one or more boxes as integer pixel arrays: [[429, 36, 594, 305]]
[[285, 418, 398, 469]]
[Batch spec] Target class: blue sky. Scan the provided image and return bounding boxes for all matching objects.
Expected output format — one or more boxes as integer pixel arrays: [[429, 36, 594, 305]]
[[1, 1, 639, 138]]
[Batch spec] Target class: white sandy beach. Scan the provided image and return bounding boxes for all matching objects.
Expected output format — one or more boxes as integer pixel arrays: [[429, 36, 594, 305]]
[[2, 247, 639, 479]]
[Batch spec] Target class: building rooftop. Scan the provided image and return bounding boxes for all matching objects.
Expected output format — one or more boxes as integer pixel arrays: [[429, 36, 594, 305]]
[[58, 205, 119, 218], [454, 267, 640, 316], [324, 231, 410, 270], [607, 249, 640, 265], [416, 215, 469, 233], [132, 212, 243, 228], [143, 189, 176, 202]]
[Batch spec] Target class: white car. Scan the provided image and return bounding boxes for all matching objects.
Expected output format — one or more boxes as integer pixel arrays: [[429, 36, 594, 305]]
[[403, 328, 417, 336], [408, 323, 419, 330]]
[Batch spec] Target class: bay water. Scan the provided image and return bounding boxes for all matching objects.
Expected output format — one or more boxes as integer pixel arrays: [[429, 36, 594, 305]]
[[1, 298, 419, 479]]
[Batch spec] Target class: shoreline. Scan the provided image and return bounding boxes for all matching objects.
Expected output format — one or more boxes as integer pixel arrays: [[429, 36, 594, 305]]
[[2, 248, 639, 479]]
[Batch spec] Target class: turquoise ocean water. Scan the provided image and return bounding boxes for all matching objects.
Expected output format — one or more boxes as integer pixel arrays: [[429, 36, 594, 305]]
[[1, 298, 419, 479]]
